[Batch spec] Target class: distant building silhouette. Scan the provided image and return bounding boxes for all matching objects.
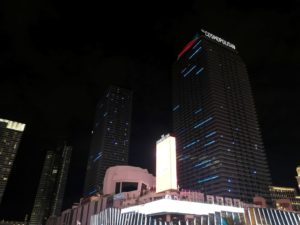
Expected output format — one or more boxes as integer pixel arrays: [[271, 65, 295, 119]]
[[83, 86, 132, 197], [0, 118, 25, 205], [29, 144, 72, 225]]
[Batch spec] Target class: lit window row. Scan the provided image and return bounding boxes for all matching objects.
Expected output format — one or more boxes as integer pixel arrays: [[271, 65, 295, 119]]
[[194, 159, 212, 168], [183, 139, 200, 149], [183, 65, 197, 77], [188, 46, 202, 59], [172, 105, 180, 112], [197, 175, 219, 184], [204, 140, 216, 147], [93, 152, 103, 162], [194, 117, 213, 129], [194, 108, 202, 114], [205, 131, 217, 138]]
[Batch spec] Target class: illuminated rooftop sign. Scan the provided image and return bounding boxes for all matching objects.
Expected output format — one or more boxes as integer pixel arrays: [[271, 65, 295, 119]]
[[201, 29, 236, 50], [0, 118, 26, 131]]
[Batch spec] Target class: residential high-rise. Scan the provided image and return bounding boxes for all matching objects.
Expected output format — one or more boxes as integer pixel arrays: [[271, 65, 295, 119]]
[[172, 30, 271, 203], [29, 144, 72, 225], [83, 86, 132, 197], [0, 118, 25, 205]]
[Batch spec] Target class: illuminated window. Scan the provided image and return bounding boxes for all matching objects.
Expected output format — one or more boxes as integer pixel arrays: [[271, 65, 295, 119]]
[[172, 105, 180, 112], [204, 140, 216, 147], [194, 117, 213, 129]]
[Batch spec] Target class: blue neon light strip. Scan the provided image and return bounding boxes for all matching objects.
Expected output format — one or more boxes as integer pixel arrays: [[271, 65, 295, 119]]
[[93, 152, 102, 162], [89, 189, 97, 195], [194, 117, 213, 129], [181, 68, 187, 74], [196, 67, 204, 75], [192, 40, 202, 49], [189, 47, 202, 59], [197, 175, 219, 184], [183, 139, 200, 149], [204, 140, 216, 147], [205, 131, 217, 138], [172, 105, 180, 111], [103, 112, 108, 117], [194, 108, 202, 114], [197, 163, 213, 169], [183, 65, 197, 77], [194, 159, 211, 168], [178, 155, 190, 161]]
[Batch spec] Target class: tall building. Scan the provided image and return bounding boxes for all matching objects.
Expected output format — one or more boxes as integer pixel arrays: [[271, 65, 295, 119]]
[[83, 86, 132, 197], [29, 144, 72, 225], [172, 30, 271, 203], [156, 134, 177, 193], [0, 118, 25, 205], [296, 166, 300, 191]]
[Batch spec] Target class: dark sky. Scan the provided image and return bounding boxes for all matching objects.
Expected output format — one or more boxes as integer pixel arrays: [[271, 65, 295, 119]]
[[1, 0, 300, 220]]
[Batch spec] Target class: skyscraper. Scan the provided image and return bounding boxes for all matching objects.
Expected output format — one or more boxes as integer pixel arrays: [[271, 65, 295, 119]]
[[29, 144, 72, 225], [83, 86, 132, 197], [296, 166, 300, 191], [0, 118, 25, 205], [172, 30, 271, 203]]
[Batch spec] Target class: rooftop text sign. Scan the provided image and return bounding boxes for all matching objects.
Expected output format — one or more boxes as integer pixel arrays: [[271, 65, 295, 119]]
[[201, 29, 236, 50]]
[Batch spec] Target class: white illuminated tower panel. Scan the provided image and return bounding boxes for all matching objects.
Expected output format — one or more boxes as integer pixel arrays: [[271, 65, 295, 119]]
[[156, 134, 177, 193]]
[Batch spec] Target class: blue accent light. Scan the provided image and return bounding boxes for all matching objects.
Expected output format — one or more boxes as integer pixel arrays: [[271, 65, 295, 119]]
[[178, 155, 190, 161], [195, 162, 213, 169], [205, 131, 217, 138], [181, 68, 187, 73], [197, 175, 219, 184], [204, 140, 216, 147], [177, 128, 186, 134], [196, 67, 204, 75], [173, 105, 180, 111], [194, 117, 213, 129], [93, 152, 102, 162], [194, 160, 211, 168], [192, 40, 202, 49], [194, 108, 202, 114], [183, 65, 197, 77], [103, 112, 108, 117], [183, 140, 200, 149], [189, 47, 202, 59], [89, 189, 97, 195]]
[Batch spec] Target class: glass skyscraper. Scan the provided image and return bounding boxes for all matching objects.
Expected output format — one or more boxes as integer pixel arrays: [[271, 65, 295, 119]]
[[83, 86, 132, 197], [29, 144, 72, 225], [172, 30, 271, 203], [0, 118, 25, 205]]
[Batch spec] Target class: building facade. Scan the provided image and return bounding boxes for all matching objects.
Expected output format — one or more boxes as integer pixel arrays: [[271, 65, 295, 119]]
[[269, 186, 300, 212], [172, 30, 271, 203], [29, 144, 72, 225], [83, 86, 132, 196], [296, 166, 300, 191], [156, 134, 177, 193], [0, 118, 25, 205]]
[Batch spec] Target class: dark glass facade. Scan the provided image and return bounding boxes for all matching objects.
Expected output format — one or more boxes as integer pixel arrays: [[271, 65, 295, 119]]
[[172, 31, 271, 203], [0, 118, 25, 205], [29, 144, 72, 225], [83, 86, 132, 196]]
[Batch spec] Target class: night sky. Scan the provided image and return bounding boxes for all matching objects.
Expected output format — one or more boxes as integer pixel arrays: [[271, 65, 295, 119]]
[[1, 0, 300, 220]]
